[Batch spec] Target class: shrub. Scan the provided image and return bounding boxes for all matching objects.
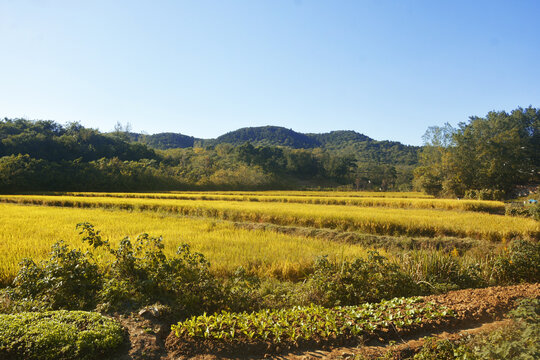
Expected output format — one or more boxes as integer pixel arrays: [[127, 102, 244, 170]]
[[222, 266, 261, 312], [506, 203, 540, 220], [490, 240, 540, 285], [78, 223, 224, 316], [398, 251, 485, 293], [7, 223, 225, 316], [412, 337, 477, 359], [528, 203, 540, 220], [0, 310, 125, 360], [464, 189, 505, 201], [469, 298, 539, 359], [8, 241, 101, 310], [306, 251, 418, 306]]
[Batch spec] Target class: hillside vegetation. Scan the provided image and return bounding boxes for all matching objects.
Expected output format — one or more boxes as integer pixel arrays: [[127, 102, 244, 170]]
[[0, 119, 419, 192]]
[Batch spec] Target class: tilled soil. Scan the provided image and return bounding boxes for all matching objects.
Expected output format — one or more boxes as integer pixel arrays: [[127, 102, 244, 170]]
[[164, 283, 539, 360], [281, 319, 514, 360]]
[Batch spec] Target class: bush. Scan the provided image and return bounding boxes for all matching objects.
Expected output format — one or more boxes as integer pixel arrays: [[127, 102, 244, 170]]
[[77, 223, 225, 316], [398, 251, 485, 294], [0, 310, 125, 360], [306, 251, 418, 306], [506, 203, 540, 220], [528, 203, 540, 220], [412, 337, 476, 359], [469, 298, 539, 359], [464, 189, 505, 201], [490, 240, 540, 285], [222, 266, 261, 312], [7, 223, 225, 316], [9, 241, 101, 310]]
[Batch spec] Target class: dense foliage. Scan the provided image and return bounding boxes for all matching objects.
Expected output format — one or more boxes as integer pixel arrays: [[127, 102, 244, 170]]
[[414, 107, 540, 197], [129, 132, 197, 149], [412, 298, 539, 360], [0, 310, 125, 360], [171, 297, 452, 344], [4, 220, 538, 317], [211, 126, 320, 148], [7, 223, 224, 315], [307, 252, 418, 306], [0, 119, 418, 192]]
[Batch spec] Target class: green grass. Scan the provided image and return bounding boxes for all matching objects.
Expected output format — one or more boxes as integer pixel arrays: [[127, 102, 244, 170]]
[[0, 310, 125, 360]]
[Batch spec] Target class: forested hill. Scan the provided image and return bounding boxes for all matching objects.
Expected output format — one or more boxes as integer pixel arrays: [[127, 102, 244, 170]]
[[133, 126, 420, 166], [128, 132, 197, 149], [210, 126, 318, 148], [0, 118, 417, 192]]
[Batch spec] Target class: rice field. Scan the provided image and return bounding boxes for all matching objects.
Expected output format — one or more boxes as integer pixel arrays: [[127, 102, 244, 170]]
[[0, 194, 536, 241], [53, 192, 505, 213], [0, 202, 374, 285], [0, 191, 537, 286]]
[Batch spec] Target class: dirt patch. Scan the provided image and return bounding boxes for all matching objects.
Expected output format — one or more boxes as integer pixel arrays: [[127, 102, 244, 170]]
[[115, 306, 174, 360], [165, 283, 539, 359], [281, 319, 513, 360]]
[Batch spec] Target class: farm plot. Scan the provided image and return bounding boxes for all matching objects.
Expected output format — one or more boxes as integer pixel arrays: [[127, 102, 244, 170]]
[[0, 202, 375, 285], [57, 191, 505, 213], [165, 283, 540, 358], [0, 194, 537, 241]]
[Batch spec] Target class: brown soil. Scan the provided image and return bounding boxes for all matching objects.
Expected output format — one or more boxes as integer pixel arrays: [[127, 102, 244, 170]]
[[280, 319, 513, 360], [165, 283, 539, 359], [115, 307, 174, 360]]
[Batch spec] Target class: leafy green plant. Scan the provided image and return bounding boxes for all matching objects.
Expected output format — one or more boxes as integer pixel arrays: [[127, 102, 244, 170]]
[[78, 223, 224, 315], [470, 298, 539, 360], [8, 241, 101, 310], [307, 251, 418, 306], [6, 223, 225, 316], [0, 310, 125, 360], [223, 266, 261, 312], [490, 239, 540, 284], [171, 296, 453, 344], [412, 337, 477, 360]]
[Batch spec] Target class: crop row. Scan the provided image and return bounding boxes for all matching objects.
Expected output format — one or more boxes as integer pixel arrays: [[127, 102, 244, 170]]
[[1, 195, 537, 241], [171, 297, 453, 344], [169, 190, 435, 199], [0, 203, 373, 284], [55, 191, 504, 213]]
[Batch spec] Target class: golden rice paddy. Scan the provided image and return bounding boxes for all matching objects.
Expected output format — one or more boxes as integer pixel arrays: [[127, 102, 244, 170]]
[[0, 191, 536, 286]]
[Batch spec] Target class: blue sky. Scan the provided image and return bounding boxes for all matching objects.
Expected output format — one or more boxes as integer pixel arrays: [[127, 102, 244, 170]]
[[1, 0, 539, 145]]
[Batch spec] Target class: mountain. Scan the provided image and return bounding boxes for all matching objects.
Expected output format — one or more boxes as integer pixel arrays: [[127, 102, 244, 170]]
[[129, 132, 198, 150], [132, 126, 419, 166], [211, 126, 320, 148], [306, 130, 372, 148]]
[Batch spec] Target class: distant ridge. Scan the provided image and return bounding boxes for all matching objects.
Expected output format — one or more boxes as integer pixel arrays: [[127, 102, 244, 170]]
[[129, 132, 197, 149], [130, 125, 419, 166], [135, 126, 376, 149], [212, 126, 319, 148]]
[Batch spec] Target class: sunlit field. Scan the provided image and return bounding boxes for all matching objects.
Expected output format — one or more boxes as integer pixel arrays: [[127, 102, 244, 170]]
[[1, 194, 536, 241], [0, 202, 374, 285], [56, 191, 505, 213]]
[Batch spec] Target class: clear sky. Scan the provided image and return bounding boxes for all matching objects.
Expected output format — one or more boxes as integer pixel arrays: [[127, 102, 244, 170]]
[[1, 0, 539, 145]]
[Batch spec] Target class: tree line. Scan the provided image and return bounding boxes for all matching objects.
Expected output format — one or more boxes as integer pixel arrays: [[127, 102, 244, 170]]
[[413, 107, 539, 198], [1, 118, 413, 192], [1, 107, 537, 196]]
